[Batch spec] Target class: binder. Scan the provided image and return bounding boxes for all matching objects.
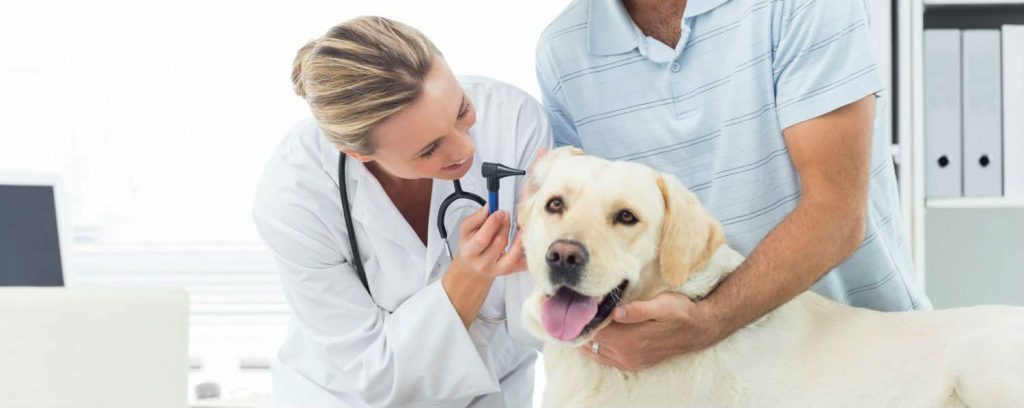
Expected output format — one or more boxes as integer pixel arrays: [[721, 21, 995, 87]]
[[1004, 25, 1024, 198], [924, 29, 963, 198], [961, 30, 1003, 197]]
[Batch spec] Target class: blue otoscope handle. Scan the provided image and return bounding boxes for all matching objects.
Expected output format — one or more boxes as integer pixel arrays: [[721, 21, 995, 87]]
[[488, 191, 498, 214]]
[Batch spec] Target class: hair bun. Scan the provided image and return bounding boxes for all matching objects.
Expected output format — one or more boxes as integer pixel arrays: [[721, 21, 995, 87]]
[[291, 40, 317, 98]]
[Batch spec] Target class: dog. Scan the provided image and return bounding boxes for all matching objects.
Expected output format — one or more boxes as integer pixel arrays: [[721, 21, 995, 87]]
[[517, 147, 1024, 407]]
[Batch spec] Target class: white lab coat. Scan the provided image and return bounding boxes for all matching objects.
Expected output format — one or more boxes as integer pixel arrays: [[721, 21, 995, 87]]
[[253, 76, 551, 408]]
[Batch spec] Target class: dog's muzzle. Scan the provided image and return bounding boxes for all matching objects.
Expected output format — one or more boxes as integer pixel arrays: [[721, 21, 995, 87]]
[[546, 239, 588, 286]]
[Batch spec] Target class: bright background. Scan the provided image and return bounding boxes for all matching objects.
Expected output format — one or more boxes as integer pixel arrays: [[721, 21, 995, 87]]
[[0, 0, 895, 403]]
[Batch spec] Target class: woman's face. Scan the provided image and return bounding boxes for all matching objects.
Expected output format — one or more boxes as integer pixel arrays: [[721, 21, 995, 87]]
[[348, 56, 477, 181]]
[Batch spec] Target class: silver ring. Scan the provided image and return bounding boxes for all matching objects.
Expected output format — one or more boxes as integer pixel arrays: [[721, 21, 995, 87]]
[[591, 341, 600, 354]]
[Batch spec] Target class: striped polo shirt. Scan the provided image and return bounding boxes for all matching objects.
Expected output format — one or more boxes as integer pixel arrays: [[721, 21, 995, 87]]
[[536, 0, 931, 311]]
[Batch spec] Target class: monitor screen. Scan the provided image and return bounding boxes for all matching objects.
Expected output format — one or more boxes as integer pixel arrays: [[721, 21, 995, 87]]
[[0, 184, 64, 286]]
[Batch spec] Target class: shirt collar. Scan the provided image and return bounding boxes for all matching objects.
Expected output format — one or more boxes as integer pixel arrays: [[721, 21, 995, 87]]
[[588, 0, 730, 56]]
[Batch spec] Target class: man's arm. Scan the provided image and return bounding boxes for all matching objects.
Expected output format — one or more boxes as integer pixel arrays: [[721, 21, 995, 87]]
[[697, 94, 874, 338], [584, 95, 874, 371]]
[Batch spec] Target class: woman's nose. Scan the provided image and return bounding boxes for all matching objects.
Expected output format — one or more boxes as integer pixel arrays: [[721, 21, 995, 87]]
[[451, 130, 475, 159]]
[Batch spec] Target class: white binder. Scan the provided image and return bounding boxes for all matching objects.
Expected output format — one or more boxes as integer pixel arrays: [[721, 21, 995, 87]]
[[962, 30, 1003, 197], [924, 29, 963, 198], [1004, 25, 1024, 198]]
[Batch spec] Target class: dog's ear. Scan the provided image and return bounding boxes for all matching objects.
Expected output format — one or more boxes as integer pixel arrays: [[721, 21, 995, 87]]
[[516, 146, 584, 230], [656, 173, 725, 288], [528, 146, 584, 189]]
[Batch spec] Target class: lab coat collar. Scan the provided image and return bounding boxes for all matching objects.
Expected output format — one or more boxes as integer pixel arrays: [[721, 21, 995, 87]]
[[317, 130, 426, 264], [588, 0, 730, 56], [319, 129, 483, 282]]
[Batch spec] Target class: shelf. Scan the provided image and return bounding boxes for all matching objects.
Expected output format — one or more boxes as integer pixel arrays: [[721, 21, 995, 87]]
[[926, 197, 1024, 209], [925, 0, 1024, 6]]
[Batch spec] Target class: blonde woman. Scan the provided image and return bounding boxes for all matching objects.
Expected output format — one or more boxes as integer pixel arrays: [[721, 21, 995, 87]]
[[253, 16, 551, 407]]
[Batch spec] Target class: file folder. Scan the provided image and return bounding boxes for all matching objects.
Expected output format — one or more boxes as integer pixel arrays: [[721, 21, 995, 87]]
[[1005, 25, 1024, 198], [962, 29, 1003, 197], [924, 29, 963, 198]]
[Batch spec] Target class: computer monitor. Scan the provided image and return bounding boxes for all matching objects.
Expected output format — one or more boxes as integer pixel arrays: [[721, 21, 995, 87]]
[[0, 174, 72, 286]]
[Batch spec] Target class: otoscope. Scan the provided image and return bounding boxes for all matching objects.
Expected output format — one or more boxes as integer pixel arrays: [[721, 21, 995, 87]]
[[481, 162, 526, 214]]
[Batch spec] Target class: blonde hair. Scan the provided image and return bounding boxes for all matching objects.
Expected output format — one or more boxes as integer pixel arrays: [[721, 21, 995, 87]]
[[291, 16, 440, 154]]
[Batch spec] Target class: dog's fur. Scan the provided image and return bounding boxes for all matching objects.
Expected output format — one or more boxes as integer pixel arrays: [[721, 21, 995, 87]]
[[518, 147, 1024, 407]]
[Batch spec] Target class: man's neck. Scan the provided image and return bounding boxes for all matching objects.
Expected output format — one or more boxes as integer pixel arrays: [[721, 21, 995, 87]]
[[624, 0, 688, 49]]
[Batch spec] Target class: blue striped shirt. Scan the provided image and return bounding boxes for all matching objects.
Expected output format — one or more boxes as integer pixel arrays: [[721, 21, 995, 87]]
[[536, 0, 931, 311]]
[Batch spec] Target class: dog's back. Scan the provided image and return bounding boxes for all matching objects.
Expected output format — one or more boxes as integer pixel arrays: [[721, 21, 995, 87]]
[[541, 291, 1024, 407]]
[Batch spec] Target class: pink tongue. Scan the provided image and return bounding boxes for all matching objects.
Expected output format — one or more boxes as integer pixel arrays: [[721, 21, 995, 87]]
[[541, 287, 599, 341]]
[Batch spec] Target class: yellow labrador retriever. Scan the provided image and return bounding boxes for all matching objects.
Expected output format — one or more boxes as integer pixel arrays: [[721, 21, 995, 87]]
[[518, 147, 1024, 407]]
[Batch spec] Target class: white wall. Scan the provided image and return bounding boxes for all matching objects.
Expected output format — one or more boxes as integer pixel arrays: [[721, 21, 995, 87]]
[[0, 0, 569, 244]]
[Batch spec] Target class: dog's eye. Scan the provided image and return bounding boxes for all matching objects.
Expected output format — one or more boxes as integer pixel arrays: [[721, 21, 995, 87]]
[[546, 197, 564, 213], [615, 210, 638, 225]]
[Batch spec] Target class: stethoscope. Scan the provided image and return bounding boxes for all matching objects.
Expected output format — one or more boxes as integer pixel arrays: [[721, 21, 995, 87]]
[[338, 152, 524, 322]]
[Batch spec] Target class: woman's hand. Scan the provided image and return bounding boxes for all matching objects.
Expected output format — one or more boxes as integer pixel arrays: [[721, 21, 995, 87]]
[[454, 208, 526, 279]]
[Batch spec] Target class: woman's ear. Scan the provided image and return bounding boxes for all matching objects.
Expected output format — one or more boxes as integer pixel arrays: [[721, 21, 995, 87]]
[[656, 173, 725, 289], [339, 147, 373, 163]]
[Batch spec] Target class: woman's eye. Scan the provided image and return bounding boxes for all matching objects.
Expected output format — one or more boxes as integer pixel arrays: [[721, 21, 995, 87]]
[[615, 210, 638, 225], [545, 197, 564, 213], [457, 102, 471, 119], [421, 142, 440, 159]]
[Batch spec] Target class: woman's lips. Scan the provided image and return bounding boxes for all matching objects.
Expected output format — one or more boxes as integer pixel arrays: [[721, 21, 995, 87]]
[[442, 157, 469, 171]]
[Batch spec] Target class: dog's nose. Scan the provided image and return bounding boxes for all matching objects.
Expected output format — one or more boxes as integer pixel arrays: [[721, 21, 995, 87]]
[[546, 240, 588, 286]]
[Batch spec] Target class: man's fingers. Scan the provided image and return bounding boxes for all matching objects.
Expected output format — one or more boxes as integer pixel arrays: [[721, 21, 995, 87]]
[[613, 299, 662, 324], [577, 343, 624, 369], [614, 293, 685, 323]]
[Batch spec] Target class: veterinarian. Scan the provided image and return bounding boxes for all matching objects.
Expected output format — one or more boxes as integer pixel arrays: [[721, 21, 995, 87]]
[[253, 16, 550, 407], [536, 0, 932, 371]]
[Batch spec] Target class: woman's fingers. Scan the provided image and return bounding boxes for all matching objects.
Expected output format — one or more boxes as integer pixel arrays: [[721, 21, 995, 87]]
[[470, 210, 506, 250], [460, 207, 489, 237], [481, 211, 511, 263], [495, 233, 527, 275]]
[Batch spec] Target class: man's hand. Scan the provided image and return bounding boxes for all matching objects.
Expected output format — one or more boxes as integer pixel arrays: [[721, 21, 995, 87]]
[[578, 96, 878, 371], [579, 292, 725, 372]]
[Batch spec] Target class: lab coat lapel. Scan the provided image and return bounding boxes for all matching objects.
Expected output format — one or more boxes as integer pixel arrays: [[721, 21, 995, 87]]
[[424, 181, 450, 282], [350, 163, 428, 262], [320, 135, 427, 262]]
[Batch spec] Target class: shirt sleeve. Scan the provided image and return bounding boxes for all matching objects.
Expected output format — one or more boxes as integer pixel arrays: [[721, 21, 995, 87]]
[[772, 0, 884, 130], [252, 160, 501, 406], [536, 40, 583, 148]]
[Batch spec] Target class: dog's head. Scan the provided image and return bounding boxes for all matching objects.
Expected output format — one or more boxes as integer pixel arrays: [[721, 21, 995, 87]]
[[518, 147, 724, 345]]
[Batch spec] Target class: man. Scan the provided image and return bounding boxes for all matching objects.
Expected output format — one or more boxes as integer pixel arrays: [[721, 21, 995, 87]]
[[535, 0, 931, 371]]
